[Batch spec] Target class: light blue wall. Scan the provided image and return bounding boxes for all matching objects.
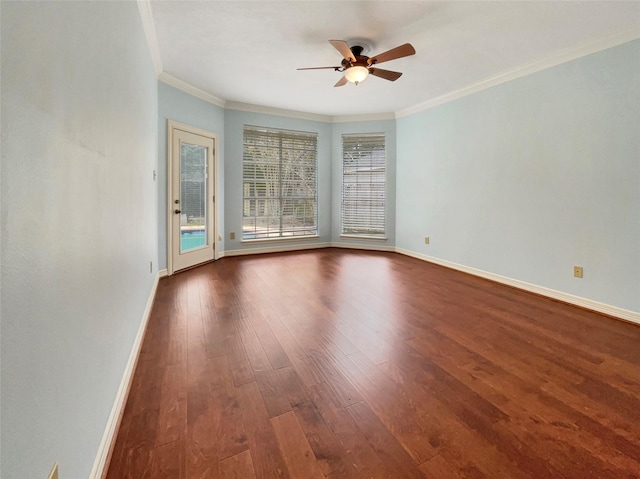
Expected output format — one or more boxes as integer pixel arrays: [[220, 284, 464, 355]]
[[158, 82, 225, 269], [224, 110, 333, 252], [1, 2, 158, 478], [396, 40, 640, 312], [331, 120, 397, 247]]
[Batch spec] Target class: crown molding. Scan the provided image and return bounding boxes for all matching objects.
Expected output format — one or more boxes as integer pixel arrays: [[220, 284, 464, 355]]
[[226, 101, 395, 123], [137, 0, 163, 76], [225, 101, 332, 123], [396, 27, 640, 119], [159, 72, 226, 108], [331, 112, 396, 123]]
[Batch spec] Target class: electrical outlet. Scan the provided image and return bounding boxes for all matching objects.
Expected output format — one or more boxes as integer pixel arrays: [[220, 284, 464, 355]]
[[48, 463, 58, 479], [230, 232, 236, 240], [218, 234, 222, 241], [424, 236, 430, 245], [574, 266, 583, 278]]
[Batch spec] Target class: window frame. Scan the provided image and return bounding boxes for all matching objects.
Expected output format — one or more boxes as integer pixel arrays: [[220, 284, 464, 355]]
[[242, 125, 319, 242], [340, 133, 387, 239]]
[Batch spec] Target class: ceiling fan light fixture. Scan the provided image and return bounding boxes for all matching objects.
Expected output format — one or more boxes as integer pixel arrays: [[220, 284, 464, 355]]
[[344, 65, 369, 84], [298, 39, 415, 87]]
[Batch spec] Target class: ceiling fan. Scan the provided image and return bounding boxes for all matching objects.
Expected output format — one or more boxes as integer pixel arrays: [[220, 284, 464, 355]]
[[298, 40, 416, 87]]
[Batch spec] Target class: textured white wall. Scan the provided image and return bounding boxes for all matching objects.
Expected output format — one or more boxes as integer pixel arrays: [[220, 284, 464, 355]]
[[396, 40, 640, 313], [1, 2, 158, 478]]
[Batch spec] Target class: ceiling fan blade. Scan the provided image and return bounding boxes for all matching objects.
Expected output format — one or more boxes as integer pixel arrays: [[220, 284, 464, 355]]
[[297, 66, 342, 70], [334, 76, 348, 87], [329, 40, 356, 63], [368, 43, 416, 65], [369, 68, 403, 82]]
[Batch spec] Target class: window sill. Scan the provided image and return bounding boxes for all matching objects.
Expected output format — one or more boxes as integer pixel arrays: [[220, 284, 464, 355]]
[[340, 235, 388, 241], [241, 235, 320, 244]]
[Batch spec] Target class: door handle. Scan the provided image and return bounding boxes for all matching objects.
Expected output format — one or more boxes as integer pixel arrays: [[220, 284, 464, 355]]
[[174, 209, 182, 214]]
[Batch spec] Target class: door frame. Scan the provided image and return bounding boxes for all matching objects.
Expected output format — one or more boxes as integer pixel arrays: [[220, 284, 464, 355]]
[[167, 120, 219, 275]]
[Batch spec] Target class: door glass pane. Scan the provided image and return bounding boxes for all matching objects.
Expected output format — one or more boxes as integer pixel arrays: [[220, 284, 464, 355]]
[[180, 142, 207, 253]]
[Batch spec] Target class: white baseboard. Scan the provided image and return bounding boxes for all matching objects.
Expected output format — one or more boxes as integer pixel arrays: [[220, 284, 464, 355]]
[[90, 272, 161, 479], [222, 240, 397, 257], [223, 241, 331, 257], [158, 268, 168, 278], [330, 241, 396, 252], [396, 248, 640, 325]]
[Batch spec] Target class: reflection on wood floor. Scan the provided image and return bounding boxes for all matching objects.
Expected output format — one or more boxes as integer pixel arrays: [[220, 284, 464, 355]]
[[106, 248, 640, 478]]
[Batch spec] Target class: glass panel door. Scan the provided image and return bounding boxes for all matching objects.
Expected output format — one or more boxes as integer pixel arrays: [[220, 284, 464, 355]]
[[170, 125, 216, 273], [180, 143, 207, 253]]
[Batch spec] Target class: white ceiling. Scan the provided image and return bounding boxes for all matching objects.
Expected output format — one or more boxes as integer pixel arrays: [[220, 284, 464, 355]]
[[148, 1, 640, 117]]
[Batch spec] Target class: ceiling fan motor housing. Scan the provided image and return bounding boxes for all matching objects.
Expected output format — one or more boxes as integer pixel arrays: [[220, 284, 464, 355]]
[[343, 45, 373, 68]]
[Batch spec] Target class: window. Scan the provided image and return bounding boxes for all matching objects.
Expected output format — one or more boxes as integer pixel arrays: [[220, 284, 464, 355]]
[[341, 134, 386, 237], [243, 126, 318, 240]]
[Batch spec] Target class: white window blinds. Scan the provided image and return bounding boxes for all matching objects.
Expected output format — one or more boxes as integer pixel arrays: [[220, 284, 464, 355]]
[[341, 134, 386, 237], [243, 126, 318, 240]]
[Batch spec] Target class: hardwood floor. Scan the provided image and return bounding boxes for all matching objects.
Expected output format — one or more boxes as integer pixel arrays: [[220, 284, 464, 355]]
[[105, 248, 640, 478]]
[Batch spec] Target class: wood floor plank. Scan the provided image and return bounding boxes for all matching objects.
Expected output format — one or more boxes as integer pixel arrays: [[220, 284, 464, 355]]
[[155, 363, 187, 447], [334, 351, 439, 464], [419, 452, 485, 479], [306, 349, 363, 407], [260, 311, 327, 387], [272, 411, 325, 479], [150, 439, 186, 479], [113, 409, 159, 479], [185, 366, 219, 478], [216, 306, 255, 386], [272, 306, 364, 408], [237, 310, 273, 374], [277, 365, 360, 478], [200, 276, 227, 359], [237, 381, 291, 479], [246, 309, 292, 370], [185, 276, 220, 478], [254, 368, 293, 419], [345, 401, 426, 479], [284, 301, 360, 357], [207, 355, 249, 460], [219, 450, 257, 479], [307, 381, 400, 479], [106, 249, 640, 479]]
